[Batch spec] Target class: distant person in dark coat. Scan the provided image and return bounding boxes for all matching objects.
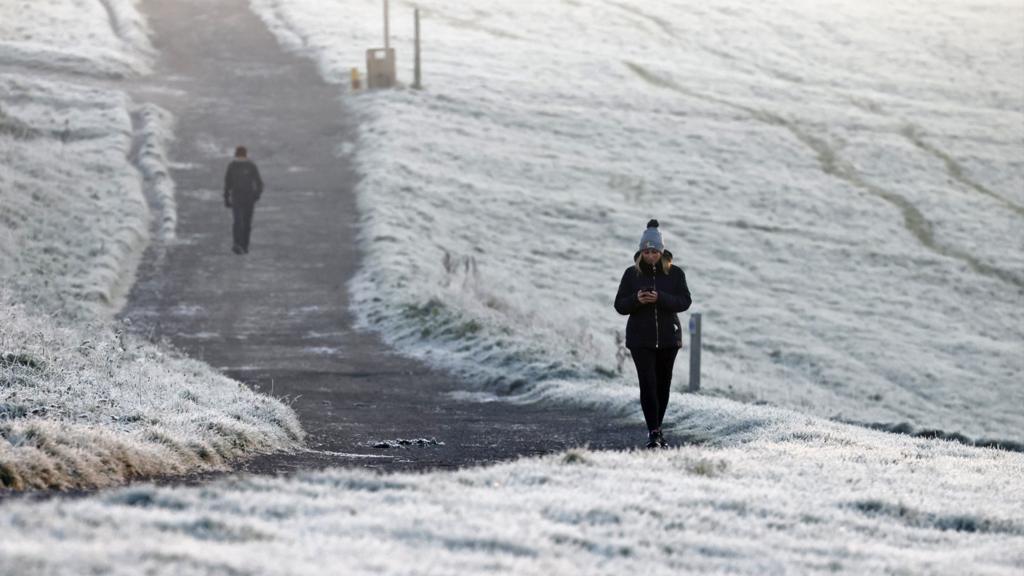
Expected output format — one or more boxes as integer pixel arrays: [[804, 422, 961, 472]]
[[223, 146, 263, 254], [615, 220, 692, 448]]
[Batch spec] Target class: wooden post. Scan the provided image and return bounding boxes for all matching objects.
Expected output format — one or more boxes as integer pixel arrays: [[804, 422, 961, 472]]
[[384, 0, 390, 50], [413, 9, 422, 89]]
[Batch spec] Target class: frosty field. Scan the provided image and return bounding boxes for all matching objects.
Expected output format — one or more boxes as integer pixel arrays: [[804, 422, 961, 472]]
[[253, 0, 1024, 443], [0, 0, 153, 78], [1, 0, 1022, 573]]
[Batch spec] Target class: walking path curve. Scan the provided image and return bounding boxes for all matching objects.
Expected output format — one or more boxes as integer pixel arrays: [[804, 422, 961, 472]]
[[122, 0, 635, 476]]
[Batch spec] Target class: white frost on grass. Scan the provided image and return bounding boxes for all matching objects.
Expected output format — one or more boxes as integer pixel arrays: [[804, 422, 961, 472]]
[[0, 296, 303, 490], [0, 73, 148, 319], [0, 404, 1021, 574], [0, 3, 303, 490], [0, 0, 154, 78], [251, 0, 1024, 441]]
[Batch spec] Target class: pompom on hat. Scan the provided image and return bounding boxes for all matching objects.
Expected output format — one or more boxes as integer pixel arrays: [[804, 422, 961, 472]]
[[638, 219, 664, 252]]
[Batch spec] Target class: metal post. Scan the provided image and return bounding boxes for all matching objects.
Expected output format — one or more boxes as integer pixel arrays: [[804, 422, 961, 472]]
[[688, 313, 702, 392], [413, 9, 422, 89], [384, 0, 390, 50]]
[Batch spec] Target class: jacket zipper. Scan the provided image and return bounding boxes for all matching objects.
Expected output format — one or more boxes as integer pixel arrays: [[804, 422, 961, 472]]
[[653, 276, 659, 349]]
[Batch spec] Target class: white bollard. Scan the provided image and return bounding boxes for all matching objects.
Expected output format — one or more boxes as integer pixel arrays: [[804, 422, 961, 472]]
[[688, 312, 701, 392]]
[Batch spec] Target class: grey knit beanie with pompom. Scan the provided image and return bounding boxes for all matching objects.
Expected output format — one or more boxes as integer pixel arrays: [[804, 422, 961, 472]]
[[638, 219, 664, 252]]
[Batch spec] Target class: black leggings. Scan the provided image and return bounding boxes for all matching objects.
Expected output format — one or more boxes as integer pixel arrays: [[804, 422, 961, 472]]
[[630, 347, 679, 431]]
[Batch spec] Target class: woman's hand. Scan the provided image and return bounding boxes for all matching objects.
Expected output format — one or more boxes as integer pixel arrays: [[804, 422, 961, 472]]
[[637, 290, 658, 304]]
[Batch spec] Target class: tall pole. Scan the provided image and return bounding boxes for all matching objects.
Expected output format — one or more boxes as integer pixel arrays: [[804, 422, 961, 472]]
[[414, 9, 421, 89], [384, 0, 390, 50]]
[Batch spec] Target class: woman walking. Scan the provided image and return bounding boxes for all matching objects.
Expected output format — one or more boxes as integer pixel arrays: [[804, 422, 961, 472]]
[[615, 220, 692, 448]]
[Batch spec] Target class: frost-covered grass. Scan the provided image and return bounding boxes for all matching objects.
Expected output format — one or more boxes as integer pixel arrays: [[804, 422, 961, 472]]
[[0, 295, 302, 490], [0, 73, 150, 318], [0, 0, 153, 78], [252, 0, 1024, 442], [0, 1, 302, 490], [1, 403, 1021, 574]]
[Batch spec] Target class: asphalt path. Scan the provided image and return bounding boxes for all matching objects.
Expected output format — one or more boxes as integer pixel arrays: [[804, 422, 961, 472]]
[[121, 0, 638, 477]]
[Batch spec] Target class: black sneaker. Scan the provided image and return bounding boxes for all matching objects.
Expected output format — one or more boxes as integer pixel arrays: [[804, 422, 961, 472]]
[[656, 430, 668, 449], [232, 245, 243, 255], [646, 431, 660, 449]]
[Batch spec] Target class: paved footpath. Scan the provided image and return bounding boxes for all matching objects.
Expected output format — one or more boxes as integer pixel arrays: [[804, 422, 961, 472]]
[[121, 0, 637, 477]]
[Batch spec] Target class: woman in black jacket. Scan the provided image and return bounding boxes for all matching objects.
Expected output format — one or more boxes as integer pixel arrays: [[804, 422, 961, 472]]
[[614, 220, 692, 448]]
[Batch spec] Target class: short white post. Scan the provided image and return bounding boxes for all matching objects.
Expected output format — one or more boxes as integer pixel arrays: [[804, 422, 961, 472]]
[[688, 312, 702, 392]]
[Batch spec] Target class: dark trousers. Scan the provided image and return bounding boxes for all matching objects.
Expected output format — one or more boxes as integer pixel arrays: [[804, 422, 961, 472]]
[[232, 200, 255, 250], [630, 347, 679, 431]]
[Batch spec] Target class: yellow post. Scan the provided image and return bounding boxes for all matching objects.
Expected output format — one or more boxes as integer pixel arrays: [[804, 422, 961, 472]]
[[351, 67, 361, 90]]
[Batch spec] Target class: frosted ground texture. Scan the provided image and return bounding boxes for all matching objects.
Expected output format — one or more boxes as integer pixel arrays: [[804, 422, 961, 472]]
[[0, 0, 154, 77], [252, 0, 1024, 441], [2, 403, 1021, 574], [0, 74, 150, 317]]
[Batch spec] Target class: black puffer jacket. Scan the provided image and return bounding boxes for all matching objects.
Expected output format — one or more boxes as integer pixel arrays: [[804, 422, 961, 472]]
[[614, 259, 692, 349]]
